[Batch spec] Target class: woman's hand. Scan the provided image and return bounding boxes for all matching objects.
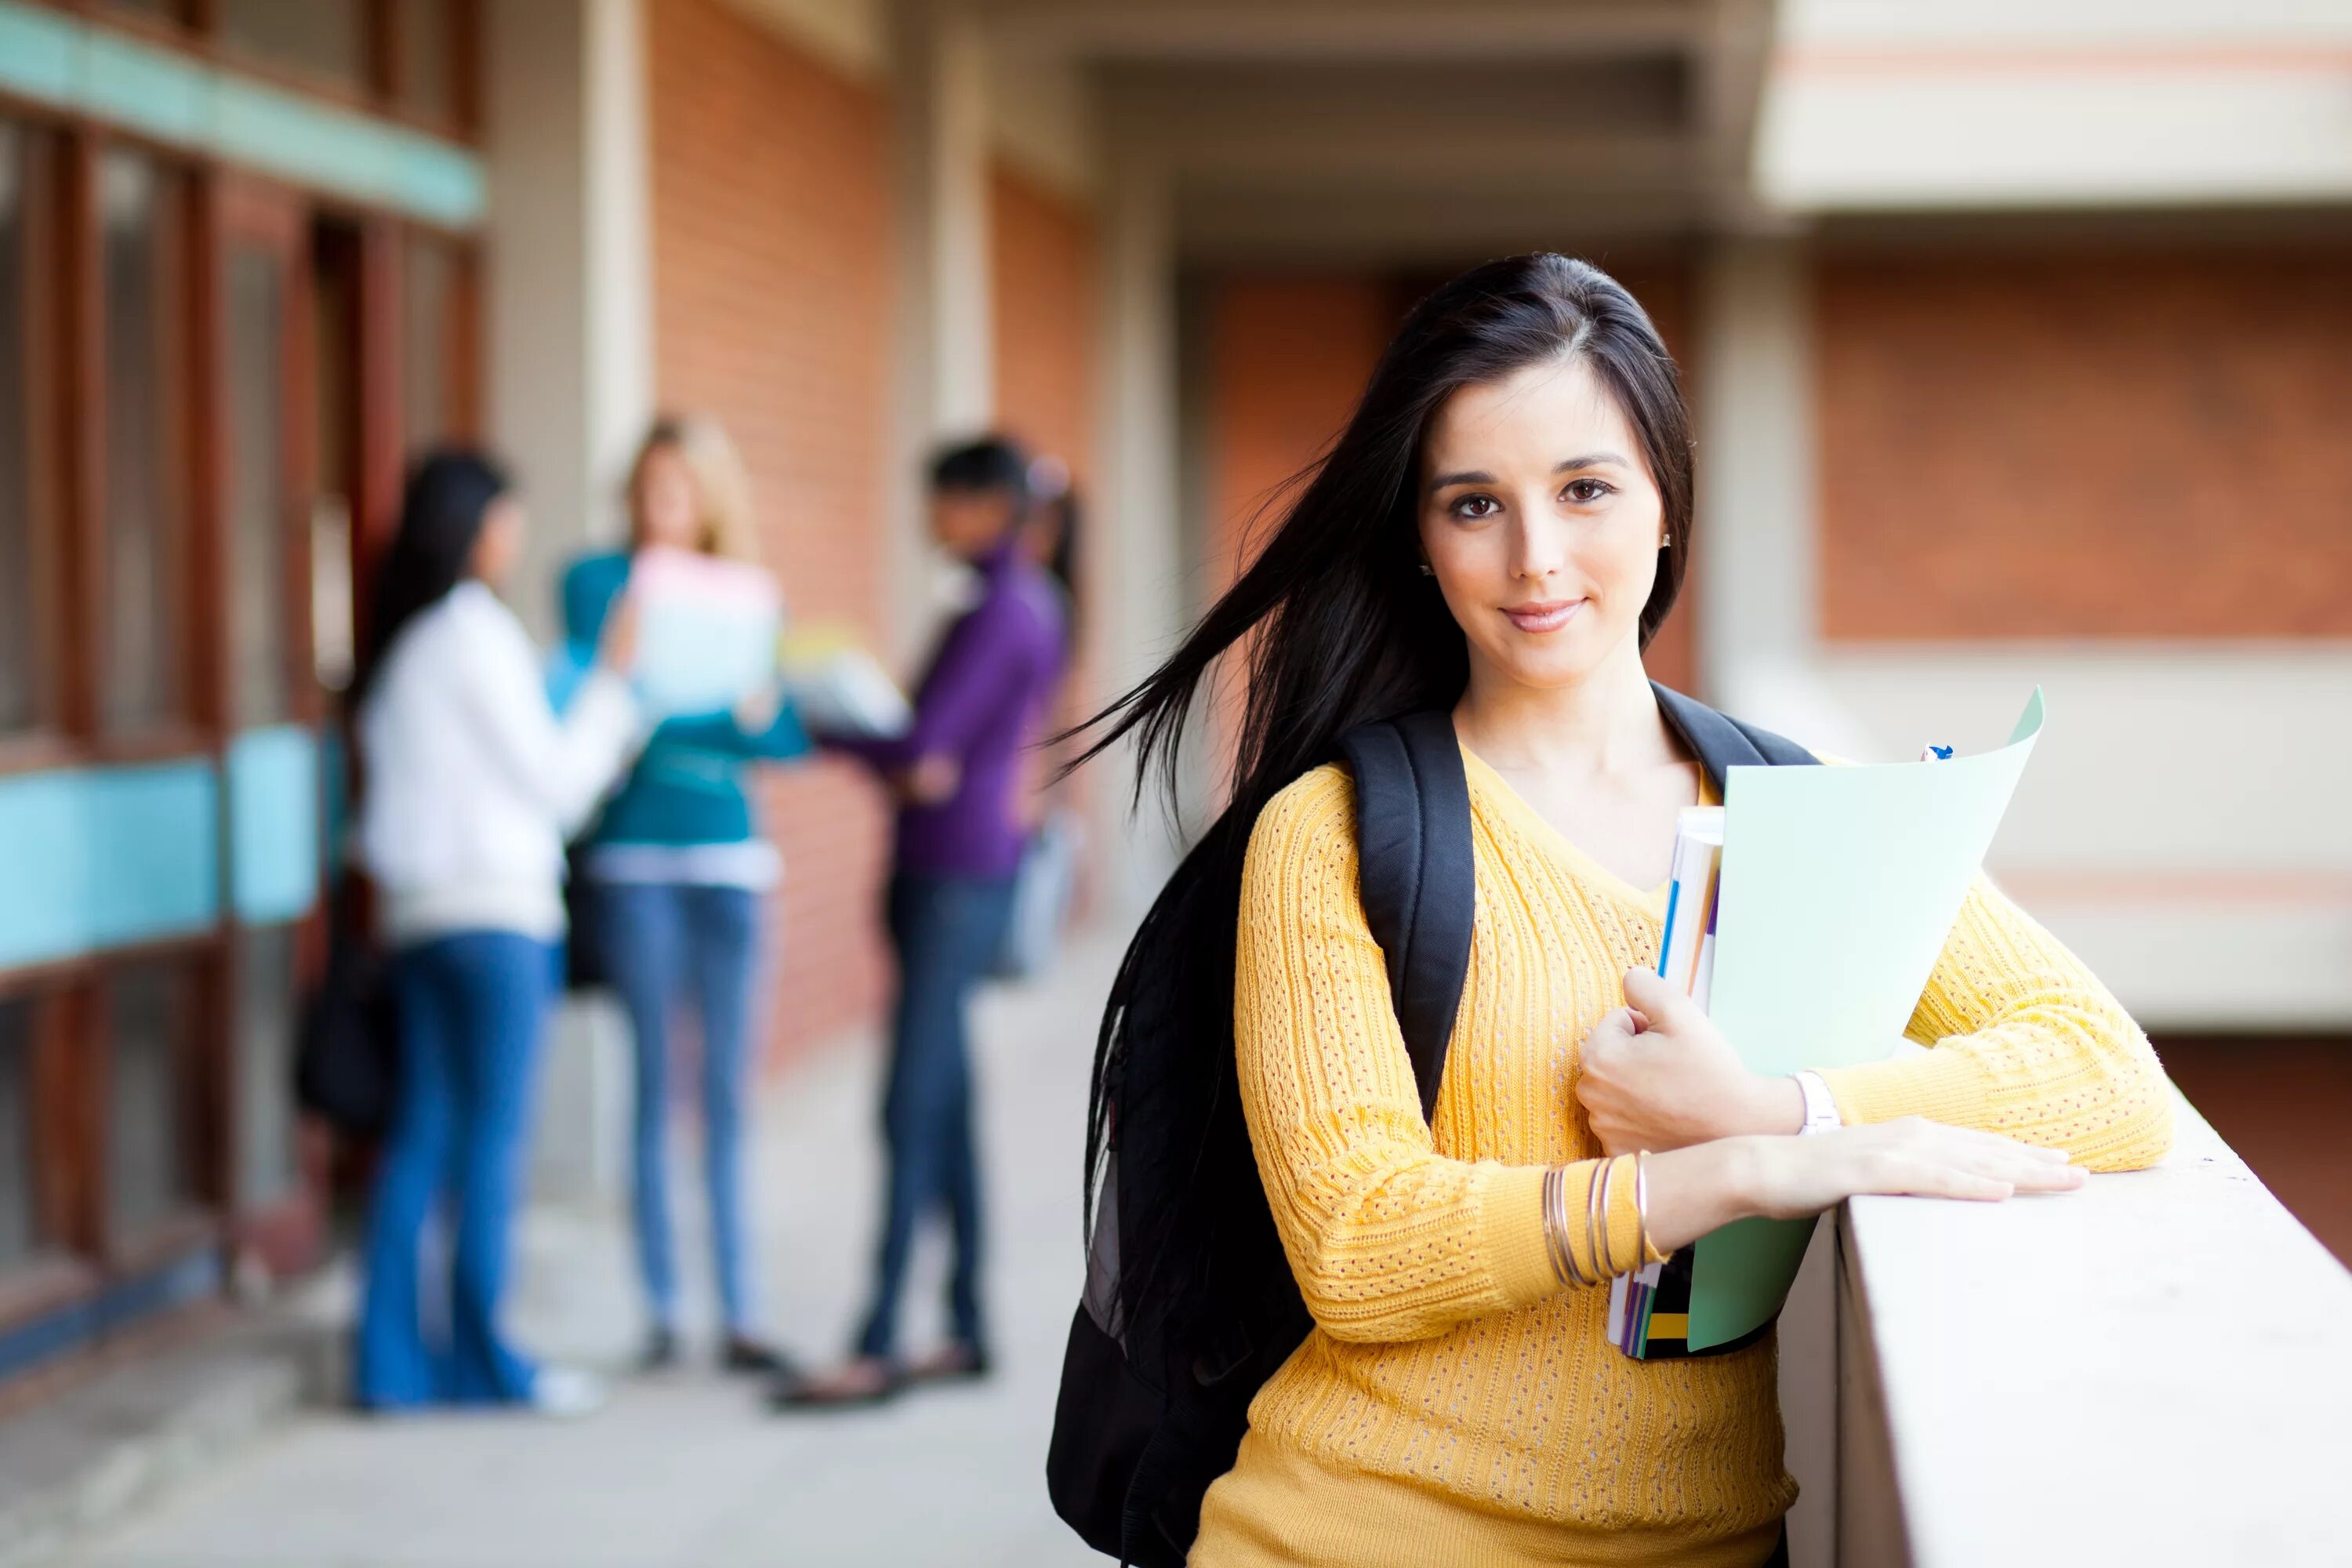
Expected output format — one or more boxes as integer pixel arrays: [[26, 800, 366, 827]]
[[894, 753, 961, 805], [1576, 968, 1799, 1155], [1639, 1120, 2086, 1256], [596, 588, 641, 674], [1743, 1118, 2085, 1218], [733, 681, 786, 735]]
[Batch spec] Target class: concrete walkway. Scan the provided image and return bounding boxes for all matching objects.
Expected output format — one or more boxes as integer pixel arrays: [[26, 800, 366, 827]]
[[64, 932, 1123, 1568]]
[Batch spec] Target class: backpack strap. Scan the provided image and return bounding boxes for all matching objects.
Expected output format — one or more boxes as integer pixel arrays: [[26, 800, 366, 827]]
[[1338, 711, 1477, 1124], [1650, 681, 1819, 786]]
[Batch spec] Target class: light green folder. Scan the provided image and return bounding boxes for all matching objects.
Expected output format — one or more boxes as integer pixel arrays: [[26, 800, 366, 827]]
[[1685, 689, 2046, 1349]]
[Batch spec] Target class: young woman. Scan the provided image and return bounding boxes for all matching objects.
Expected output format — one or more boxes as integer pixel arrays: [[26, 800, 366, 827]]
[[1073, 255, 2175, 1566], [352, 451, 642, 1414], [561, 416, 814, 1376]]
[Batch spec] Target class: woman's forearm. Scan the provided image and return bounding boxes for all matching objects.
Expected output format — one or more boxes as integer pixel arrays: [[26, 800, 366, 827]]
[[1635, 1139, 1764, 1256]]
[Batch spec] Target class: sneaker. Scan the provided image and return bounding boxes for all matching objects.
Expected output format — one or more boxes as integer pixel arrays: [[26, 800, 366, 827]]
[[530, 1365, 609, 1419]]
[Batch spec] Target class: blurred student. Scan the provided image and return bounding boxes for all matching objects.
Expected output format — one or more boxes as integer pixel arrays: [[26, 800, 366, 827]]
[[775, 437, 1070, 1409], [563, 416, 813, 1377], [351, 451, 642, 1415]]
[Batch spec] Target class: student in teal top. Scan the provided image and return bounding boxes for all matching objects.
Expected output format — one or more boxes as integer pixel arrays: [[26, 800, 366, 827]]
[[561, 416, 811, 1377]]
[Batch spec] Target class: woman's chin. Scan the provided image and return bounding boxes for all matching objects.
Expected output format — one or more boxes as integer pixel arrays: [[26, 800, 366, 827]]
[[1482, 643, 1611, 693]]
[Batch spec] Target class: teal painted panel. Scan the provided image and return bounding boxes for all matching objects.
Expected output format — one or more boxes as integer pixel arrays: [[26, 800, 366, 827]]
[[213, 78, 402, 206], [0, 771, 94, 970], [0, 760, 220, 970], [397, 136, 488, 228], [0, 1, 483, 229], [320, 731, 349, 882], [0, 4, 76, 106], [81, 31, 208, 148], [84, 761, 219, 947], [227, 726, 320, 925]]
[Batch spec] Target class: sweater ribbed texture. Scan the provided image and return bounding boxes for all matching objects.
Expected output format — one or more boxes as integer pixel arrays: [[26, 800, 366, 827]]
[[1192, 750, 2173, 1567]]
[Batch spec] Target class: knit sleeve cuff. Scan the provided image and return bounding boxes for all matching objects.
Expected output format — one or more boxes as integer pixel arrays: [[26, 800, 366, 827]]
[[1817, 1044, 1992, 1130], [1475, 1163, 1559, 1309]]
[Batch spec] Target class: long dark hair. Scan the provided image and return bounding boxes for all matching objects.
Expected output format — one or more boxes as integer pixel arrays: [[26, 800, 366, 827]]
[[1068, 255, 1693, 1366], [350, 448, 510, 709]]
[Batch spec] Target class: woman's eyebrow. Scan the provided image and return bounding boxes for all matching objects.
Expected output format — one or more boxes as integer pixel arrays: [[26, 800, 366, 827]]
[[1555, 452, 1628, 473], [1426, 468, 1494, 492]]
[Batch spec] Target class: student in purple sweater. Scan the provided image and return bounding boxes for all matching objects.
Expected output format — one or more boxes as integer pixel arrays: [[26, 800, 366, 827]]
[[777, 437, 1069, 1410]]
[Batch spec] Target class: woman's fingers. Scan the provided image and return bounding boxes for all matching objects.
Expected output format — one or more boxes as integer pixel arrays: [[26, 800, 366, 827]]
[[1884, 1159, 2015, 1203], [1871, 1121, 2085, 1200]]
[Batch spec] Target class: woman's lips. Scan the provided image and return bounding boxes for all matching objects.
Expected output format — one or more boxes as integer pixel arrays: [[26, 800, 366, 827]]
[[1504, 599, 1585, 633]]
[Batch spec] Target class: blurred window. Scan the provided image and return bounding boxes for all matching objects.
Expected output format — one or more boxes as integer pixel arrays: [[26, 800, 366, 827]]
[[401, 234, 465, 452], [98, 148, 195, 735], [105, 959, 197, 1240], [217, 0, 367, 90], [101, 0, 190, 25], [393, 0, 461, 125], [233, 929, 297, 1210], [0, 121, 59, 739], [0, 997, 37, 1271], [226, 241, 292, 724]]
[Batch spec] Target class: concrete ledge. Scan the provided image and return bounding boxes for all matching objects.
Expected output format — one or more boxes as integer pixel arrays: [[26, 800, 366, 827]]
[[0, 1310, 336, 1568], [1836, 1094, 2352, 1567]]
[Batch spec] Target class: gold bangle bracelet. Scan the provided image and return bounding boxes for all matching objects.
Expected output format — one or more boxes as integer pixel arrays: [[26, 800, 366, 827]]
[[1634, 1150, 1652, 1266], [1540, 1168, 1567, 1287], [1557, 1167, 1593, 1288], [1586, 1157, 1611, 1281], [1542, 1167, 1573, 1287]]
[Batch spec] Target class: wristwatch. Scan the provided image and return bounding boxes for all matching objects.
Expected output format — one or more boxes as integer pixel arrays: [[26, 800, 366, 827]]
[[1790, 1070, 1842, 1137]]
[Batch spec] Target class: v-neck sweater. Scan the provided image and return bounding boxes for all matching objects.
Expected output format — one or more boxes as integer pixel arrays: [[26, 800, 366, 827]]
[[1190, 751, 2173, 1568]]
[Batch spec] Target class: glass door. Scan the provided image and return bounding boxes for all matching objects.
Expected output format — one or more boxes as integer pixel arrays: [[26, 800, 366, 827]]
[[212, 179, 323, 1278]]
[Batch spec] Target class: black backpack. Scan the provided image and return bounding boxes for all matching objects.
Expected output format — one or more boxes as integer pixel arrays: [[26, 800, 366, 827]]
[[1047, 685, 1816, 1566]]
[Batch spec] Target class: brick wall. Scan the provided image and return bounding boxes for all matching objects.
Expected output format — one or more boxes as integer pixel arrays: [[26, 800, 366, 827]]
[[1205, 277, 1395, 595], [648, 0, 895, 1065], [988, 162, 1101, 886], [990, 164, 1097, 494], [1818, 248, 2352, 640]]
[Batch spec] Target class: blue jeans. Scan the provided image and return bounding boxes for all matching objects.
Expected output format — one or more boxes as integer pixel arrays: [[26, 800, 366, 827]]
[[595, 880, 764, 1335], [354, 931, 554, 1408], [856, 873, 1016, 1362]]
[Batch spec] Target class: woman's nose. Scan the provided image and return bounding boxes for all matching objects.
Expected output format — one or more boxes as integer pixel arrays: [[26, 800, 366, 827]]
[[1509, 510, 1568, 582]]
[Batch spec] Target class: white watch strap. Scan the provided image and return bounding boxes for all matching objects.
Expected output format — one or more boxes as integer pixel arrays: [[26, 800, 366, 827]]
[[1791, 1069, 1842, 1136]]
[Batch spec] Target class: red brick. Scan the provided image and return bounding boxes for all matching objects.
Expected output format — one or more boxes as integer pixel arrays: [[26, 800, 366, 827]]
[[1818, 247, 2352, 640], [648, 0, 896, 1066]]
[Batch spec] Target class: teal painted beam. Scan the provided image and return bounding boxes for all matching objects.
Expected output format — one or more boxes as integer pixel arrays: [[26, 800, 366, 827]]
[[0, 0, 483, 228], [0, 759, 220, 970], [226, 725, 321, 926], [84, 762, 220, 948]]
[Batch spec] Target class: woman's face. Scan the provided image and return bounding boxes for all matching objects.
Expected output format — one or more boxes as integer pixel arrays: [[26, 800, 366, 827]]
[[1416, 355, 1664, 695], [636, 445, 702, 551], [470, 495, 527, 588]]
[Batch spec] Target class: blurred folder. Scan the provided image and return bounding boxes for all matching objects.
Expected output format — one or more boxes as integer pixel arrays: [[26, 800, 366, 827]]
[[1612, 689, 2045, 1357], [779, 624, 912, 740], [630, 546, 782, 719]]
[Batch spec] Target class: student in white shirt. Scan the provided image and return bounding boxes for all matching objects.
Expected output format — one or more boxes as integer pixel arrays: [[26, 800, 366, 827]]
[[350, 450, 641, 1416]]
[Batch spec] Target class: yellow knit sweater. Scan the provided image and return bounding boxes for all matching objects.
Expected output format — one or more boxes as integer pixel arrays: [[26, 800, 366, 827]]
[[1190, 748, 2174, 1568]]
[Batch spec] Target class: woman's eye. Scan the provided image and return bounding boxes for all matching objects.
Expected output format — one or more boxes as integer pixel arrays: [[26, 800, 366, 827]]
[[1451, 494, 1501, 521], [1563, 477, 1613, 504]]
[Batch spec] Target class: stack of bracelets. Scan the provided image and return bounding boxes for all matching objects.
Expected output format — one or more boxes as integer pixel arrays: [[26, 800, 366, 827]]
[[1541, 1151, 1652, 1287]]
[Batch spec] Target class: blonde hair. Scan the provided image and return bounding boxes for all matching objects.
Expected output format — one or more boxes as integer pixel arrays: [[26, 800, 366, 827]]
[[628, 413, 759, 561]]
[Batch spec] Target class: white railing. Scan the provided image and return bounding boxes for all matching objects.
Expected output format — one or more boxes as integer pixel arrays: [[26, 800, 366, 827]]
[[1824, 1093, 2352, 1566]]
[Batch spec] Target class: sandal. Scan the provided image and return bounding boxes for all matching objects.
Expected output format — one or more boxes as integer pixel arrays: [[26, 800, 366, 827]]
[[902, 1341, 993, 1387], [768, 1355, 902, 1411]]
